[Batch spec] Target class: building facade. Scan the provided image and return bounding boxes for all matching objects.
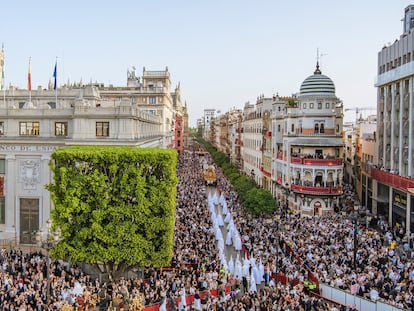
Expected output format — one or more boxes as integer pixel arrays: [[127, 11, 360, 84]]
[[0, 67, 187, 244], [203, 109, 216, 140], [208, 63, 344, 216], [373, 5, 414, 236], [276, 64, 344, 216], [241, 100, 265, 186], [357, 116, 377, 212]]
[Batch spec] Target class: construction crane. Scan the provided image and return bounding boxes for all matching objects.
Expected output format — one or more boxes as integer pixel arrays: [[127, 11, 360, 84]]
[[344, 107, 376, 124]]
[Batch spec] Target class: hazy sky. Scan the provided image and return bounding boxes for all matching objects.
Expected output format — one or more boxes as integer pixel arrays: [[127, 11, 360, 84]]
[[1, 1, 411, 126]]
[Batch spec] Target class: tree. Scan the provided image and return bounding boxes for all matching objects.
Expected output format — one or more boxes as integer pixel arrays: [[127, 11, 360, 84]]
[[46, 146, 178, 278]]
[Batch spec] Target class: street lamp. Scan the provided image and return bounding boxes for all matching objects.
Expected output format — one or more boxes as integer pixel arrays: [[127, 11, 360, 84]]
[[366, 214, 372, 229], [37, 219, 61, 302], [274, 211, 281, 286], [349, 207, 359, 271]]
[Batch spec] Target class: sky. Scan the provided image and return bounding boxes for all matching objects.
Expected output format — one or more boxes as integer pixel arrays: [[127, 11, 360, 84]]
[[1, 0, 412, 127]]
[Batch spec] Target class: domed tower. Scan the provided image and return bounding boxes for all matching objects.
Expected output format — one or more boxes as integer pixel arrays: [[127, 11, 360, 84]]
[[284, 62, 344, 216], [299, 62, 335, 97]]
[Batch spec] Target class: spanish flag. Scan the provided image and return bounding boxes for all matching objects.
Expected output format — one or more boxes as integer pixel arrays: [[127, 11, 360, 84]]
[[28, 58, 31, 91]]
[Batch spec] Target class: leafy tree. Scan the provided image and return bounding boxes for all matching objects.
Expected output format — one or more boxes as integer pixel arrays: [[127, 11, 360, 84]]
[[46, 146, 178, 277]]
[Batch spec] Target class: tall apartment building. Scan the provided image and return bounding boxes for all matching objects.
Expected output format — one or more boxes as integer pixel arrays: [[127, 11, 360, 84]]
[[0, 66, 187, 244], [373, 5, 414, 235], [241, 98, 272, 187], [203, 109, 216, 140]]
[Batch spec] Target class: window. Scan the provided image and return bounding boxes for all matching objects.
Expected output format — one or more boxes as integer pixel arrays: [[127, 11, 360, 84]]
[[303, 103, 306, 109], [318, 102, 322, 109], [19, 122, 39, 136], [314, 123, 319, 133], [320, 123, 325, 133], [326, 103, 330, 109], [96, 122, 109, 137], [55, 122, 68, 136], [291, 124, 295, 132], [310, 103, 314, 109], [149, 97, 156, 104], [0, 122, 3, 135], [278, 124, 281, 132]]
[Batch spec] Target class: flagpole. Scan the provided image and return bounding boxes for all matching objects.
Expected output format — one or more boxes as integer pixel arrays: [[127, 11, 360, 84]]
[[1, 43, 4, 105], [28, 57, 32, 103], [54, 57, 57, 106]]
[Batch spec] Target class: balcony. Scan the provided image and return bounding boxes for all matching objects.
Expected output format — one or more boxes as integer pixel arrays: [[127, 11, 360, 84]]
[[260, 167, 271, 177], [291, 156, 342, 166], [371, 167, 414, 192], [291, 184, 342, 195]]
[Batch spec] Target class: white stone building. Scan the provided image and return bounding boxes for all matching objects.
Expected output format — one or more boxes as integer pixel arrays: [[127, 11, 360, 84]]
[[0, 67, 183, 245], [275, 64, 344, 216]]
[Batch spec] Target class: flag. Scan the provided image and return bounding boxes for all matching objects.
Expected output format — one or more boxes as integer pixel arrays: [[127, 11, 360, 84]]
[[28, 58, 31, 91], [53, 61, 57, 90]]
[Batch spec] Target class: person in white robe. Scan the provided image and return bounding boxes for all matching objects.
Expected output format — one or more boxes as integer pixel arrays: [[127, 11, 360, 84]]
[[233, 231, 242, 251], [178, 287, 187, 311], [249, 270, 257, 292], [193, 290, 202, 311], [216, 213, 224, 227], [226, 226, 233, 246], [234, 254, 243, 279], [228, 255, 235, 275], [159, 296, 167, 311]]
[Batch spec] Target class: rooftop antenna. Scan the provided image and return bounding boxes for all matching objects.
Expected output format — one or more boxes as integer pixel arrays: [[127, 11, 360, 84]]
[[316, 48, 328, 67]]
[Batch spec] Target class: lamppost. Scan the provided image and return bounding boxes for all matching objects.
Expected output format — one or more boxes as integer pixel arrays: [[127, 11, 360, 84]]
[[37, 219, 61, 302], [350, 206, 360, 270], [275, 210, 281, 286]]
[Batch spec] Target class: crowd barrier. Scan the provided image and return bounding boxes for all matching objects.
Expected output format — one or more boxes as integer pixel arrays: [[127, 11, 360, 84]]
[[143, 286, 231, 311], [283, 240, 319, 288], [319, 283, 406, 311]]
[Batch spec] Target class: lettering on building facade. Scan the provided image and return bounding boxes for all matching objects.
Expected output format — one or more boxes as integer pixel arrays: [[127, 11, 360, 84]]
[[0, 145, 59, 152]]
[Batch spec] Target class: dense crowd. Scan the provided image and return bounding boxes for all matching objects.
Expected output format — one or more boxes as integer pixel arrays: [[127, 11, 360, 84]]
[[0, 150, 412, 310], [214, 158, 414, 310]]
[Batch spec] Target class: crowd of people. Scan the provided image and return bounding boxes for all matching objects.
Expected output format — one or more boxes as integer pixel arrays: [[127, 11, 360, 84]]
[[0, 149, 412, 311], [214, 159, 414, 310]]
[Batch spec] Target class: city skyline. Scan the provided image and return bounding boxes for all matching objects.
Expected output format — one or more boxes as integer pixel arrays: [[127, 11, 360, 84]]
[[1, 0, 410, 126]]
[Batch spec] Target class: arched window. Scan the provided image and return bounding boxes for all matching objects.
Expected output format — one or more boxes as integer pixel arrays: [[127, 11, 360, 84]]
[[320, 123, 324, 133], [314, 123, 319, 133]]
